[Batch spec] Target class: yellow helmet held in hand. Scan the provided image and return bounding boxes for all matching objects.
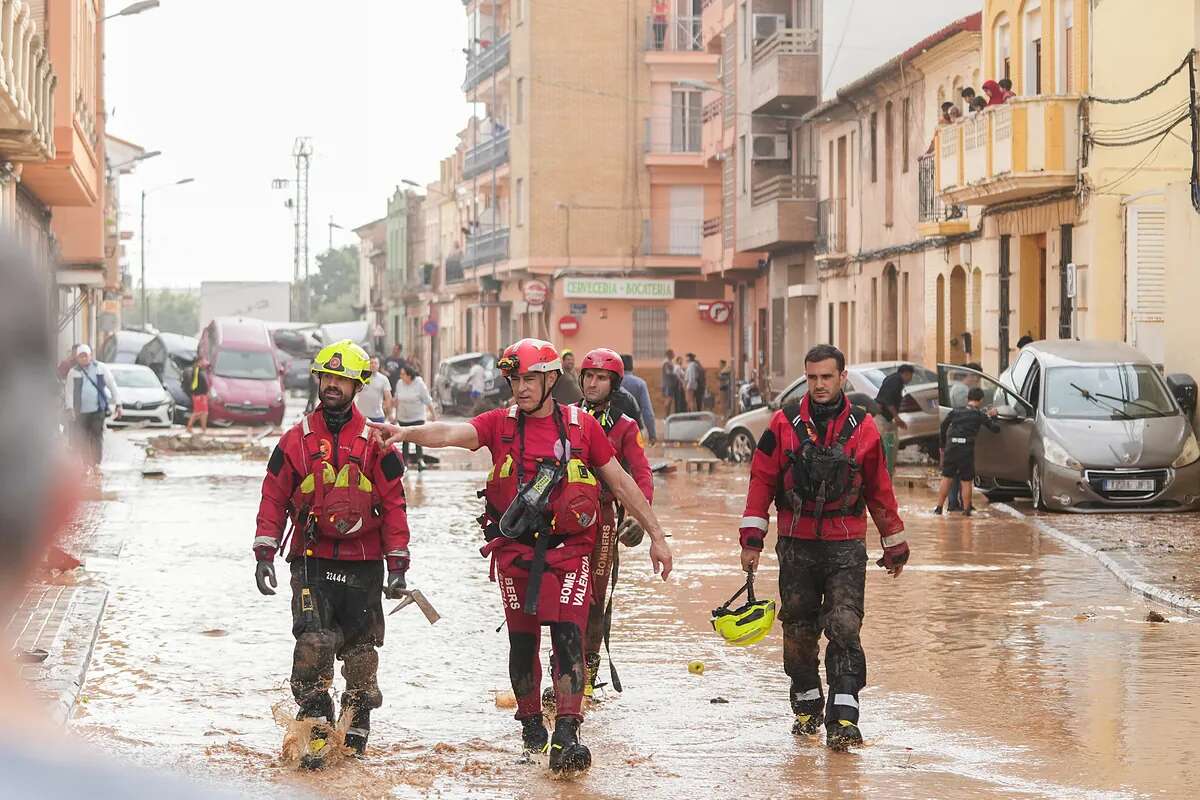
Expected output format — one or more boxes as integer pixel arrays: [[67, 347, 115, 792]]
[[711, 573, 776, 647], [311, 339, 372, 386]]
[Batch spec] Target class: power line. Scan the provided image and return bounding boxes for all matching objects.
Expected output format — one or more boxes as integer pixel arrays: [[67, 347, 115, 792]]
[[821, 0, 857, 96], [1089, 51, 1194, 104]]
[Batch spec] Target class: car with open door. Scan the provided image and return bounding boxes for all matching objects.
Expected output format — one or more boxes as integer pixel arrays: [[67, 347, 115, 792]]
[[938, 340, 1200, 512]]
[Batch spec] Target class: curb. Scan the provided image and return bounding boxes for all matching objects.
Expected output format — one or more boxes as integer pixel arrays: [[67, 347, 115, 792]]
[[993, 503, 1200, 617]]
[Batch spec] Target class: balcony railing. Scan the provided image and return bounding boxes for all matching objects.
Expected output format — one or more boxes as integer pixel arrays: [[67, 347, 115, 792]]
[[463, 130, 510, 179], [645, 14, 703, 52], [752, 28, 819, 67], [445, 253, 465, 283], [0, 0, 56, 160], [462, 32, 511, 92], [816, 198, 846, 256], [463, 228, 510, 268], [644, 115, 702, 155], [918, 154, 965, 224], [751, 173, 817, 206], [643, 219, 703, 256], [702, 98, 722, 123]]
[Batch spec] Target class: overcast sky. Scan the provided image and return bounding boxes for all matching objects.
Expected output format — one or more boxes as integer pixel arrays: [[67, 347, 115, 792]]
[[105, 0, 980, 290]]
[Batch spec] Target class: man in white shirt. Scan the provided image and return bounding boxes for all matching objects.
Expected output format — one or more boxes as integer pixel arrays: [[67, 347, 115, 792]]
[[64, 344, 121, 467], [354, 356, 394, 423]]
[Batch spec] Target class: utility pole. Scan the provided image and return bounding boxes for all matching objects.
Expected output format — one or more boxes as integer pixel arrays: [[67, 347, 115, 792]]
[[293, 137, 313, 320]]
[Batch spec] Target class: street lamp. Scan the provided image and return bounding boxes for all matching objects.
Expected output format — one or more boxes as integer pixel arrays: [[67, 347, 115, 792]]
[[141, 177, 195, 329], [328, 216, 345, 251], [105, 1, 160, 20]]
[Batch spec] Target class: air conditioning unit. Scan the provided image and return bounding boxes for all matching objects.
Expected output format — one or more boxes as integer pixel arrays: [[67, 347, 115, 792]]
[[752, 133, 789, 160], [753, 13, 787, 42]]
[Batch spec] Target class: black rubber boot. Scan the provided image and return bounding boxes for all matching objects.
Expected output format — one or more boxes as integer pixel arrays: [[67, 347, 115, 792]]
[[344, 708, 370, 757], [548, 717, 591, 774], [826, 719, 864, 752], [298, 719, 335, 771], [791, 699, 825, 736], [932, 506, 943, 515], [521, 716, 549, 754]]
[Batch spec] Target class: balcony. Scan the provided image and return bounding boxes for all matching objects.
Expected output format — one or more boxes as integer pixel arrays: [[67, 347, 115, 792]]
[[463, 228, 510, 269], [644, 115, 704, 167], [445, 253, 465, 284], [701, 0, 725, 46], [935, 97, 1081, 207], [750, 28, 820, 115], [737, 174, 817, 252], [462, 32, 511, 93], [644, 14, 703, 53], [701, 97, 723, 161], [0, 0, 56, 161], [463, 130, 510, 180], [642, 219, 702, 258], [916, 154, 969, 237], [815, 197, 847, 259]]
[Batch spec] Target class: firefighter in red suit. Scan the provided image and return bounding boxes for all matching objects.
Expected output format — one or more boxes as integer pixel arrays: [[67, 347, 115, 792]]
[[576, 347, 653, 698], [370, 338, 672, 775], [253, 340, 411, 769], [738, 344, 909, 751]]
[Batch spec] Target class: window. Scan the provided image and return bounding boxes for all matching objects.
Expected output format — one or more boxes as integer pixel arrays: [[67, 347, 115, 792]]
[[740, 2, 748, 61], [1023, 1, 1042, 95], [994, 12, 1011, 84], [517, 0, 526, 24], [516, 78, 525, 123], [739, 134, 748, 195], [671, 88, 702, 152], [633, 307, 669, 361], [884, 101, 894, 226], [869, 111, 878, 183], [849, 130, 855, 206], [213, 350, 278, 381], [901, 97, 910, 173], [515, 178, 524, 226], [827, 302, 834, 343]]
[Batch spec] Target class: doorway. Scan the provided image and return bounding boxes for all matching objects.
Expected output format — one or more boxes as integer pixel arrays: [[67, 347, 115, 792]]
[[882, 263, 899, 360], [935, 274, 946, 363], [1018, 233, 1047, 343], [950, 265, 967, 362]]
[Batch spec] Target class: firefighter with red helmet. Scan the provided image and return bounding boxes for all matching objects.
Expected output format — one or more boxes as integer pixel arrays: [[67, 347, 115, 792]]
[[576, 347, 653, 698], [738, 344, 908, 752], [370, 338, 672, 774], [253, 340, 412, 769]]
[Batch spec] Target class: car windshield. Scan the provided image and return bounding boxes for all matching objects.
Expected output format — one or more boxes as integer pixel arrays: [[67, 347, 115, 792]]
[[1044, 365, 1176, 420], [112, 368, 161, 389], [448, 360, 479, 377], [214, 349, 278, 380], [859, 365, 938, 388]]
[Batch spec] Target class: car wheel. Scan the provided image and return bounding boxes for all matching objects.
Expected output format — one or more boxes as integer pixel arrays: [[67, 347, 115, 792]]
[[1029, 460, 1047, 511], [728, 429, 756, 463]]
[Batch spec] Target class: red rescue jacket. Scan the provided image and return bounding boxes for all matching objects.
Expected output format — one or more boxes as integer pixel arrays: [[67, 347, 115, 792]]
[[254, 406, 410, 567], [739, 394, 904, 548], [581, 402, 653, 507]]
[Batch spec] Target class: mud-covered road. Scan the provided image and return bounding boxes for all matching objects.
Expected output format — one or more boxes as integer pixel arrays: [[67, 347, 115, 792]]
[[68, 423, 1200, 799]]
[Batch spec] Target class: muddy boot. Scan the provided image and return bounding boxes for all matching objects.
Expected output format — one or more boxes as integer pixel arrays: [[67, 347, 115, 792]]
[[932, 506, 943, 515], [548, 717, 591, 774], [792, 699, 825, 736], [344, 708, 370, 757], [299, 719, 335, 770], [521, 716, 549, 754], [826, 719, 864, 752], [583, 653, 601, 700]]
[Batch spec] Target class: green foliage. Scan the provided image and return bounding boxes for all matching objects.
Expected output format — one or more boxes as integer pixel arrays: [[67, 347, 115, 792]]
[[129, 289, 200, 336], [306, 245, 360, 324]]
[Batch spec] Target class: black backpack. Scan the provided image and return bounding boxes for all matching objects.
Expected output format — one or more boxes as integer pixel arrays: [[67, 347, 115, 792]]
[[780, 401, 867, 536]]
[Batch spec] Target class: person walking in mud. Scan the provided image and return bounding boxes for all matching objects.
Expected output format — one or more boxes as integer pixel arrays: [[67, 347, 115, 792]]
[[252, 340, 413, 770], [575, 347, 654, 699], [933, 386, 999, 516], [370, 338, 672, 775], [737, 344, 909, 751]]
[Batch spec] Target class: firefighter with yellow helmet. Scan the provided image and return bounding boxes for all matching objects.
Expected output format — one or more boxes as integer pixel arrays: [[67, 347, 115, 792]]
[[253, 340, 413, 769]]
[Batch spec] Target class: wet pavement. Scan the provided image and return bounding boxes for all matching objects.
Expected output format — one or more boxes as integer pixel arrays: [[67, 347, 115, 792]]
[[62, 416, 1200, 799]]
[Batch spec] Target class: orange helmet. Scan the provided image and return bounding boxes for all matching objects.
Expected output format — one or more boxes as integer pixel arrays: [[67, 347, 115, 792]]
[[580, 347, 624, 388], [498, 338, 562, 377]]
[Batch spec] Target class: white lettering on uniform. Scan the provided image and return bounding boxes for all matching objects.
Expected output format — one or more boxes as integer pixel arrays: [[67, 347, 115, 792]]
[[573, 555, 591, 607], [325, 571, 347, 583], [501, 576, 520, 609]]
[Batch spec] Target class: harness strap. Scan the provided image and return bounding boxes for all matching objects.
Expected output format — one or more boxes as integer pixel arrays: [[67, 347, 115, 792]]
[[602, 518, 623, 693], [523, 532, 553, 615]]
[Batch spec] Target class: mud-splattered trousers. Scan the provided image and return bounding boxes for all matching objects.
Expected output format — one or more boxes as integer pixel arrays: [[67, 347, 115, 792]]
[[289, 558, 385, 729], [776, 538, 867, 725]]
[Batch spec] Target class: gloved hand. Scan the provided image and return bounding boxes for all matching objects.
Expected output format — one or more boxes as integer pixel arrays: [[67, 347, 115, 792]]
[[876, 536, 910, 577], [255, 560, 277, 596], [617, 516, 645, 547], [384, 569, 407, 599]]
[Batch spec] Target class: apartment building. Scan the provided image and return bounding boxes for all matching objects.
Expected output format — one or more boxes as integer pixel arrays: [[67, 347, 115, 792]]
[[450, 0, 730, 395], [807, 14, 982, 367], [700, 0, 822, 390], [931, 0, 1199, 374]]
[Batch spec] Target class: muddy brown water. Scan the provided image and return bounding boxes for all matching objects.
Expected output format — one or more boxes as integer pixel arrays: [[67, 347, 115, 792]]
[[69, 428, 1200, 798]]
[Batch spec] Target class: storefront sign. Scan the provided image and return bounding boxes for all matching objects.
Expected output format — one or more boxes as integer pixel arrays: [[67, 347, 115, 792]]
[[558, 315, 580, 336], [563, 277, 674, 300], [524, 280, 548, 306]]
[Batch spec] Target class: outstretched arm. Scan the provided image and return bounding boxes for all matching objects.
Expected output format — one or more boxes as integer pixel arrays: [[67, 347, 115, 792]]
[[597, 459, 672, 580], [369, 419, 480, 451]]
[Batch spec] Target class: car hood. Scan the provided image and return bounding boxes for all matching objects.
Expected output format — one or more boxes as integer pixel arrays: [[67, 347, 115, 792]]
[[211, 375, 280, 403], [1044, 415, 1189, 468], [119, 386, 169, 404]]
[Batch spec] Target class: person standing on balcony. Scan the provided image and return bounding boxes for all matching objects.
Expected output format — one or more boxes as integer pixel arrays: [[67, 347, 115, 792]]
[[982, 80, 1006, 106], [998, 78, 1016, 101], [652, 0, 669, 49]]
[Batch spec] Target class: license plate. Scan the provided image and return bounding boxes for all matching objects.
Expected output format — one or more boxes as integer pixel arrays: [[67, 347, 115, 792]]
[[1103, 478, 1155, 492]]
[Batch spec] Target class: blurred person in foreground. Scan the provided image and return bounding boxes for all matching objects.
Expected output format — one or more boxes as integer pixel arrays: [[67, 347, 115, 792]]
[[0, 240, 252, 797]]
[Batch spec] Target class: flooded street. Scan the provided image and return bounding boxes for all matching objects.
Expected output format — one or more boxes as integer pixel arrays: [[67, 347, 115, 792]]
[[69, 423, 1200, 799]]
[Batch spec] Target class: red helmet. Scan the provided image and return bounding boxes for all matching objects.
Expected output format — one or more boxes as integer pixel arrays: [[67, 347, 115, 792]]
[[580, 347, 625, 382], [498, 338, 562, 377]]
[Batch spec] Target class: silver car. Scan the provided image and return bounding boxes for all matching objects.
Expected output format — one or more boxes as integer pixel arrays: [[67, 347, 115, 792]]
[[722, 361, 942, 463], [938, 340, 1200, 512]]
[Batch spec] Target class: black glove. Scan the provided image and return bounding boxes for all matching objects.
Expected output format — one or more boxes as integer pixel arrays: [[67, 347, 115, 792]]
[[618, 516, 645, 547], [384, 569, 407, 599], [255, 560, 277, 596]]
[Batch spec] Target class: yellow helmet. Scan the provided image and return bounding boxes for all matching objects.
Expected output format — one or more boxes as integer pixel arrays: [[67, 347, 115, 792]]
[[711, 575, 776, 647], [311, 339, 372, 386]]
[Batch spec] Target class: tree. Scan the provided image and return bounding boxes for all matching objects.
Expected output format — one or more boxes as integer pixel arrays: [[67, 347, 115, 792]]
[[306, 245, 359, 324], [127, 289, 200, 336]]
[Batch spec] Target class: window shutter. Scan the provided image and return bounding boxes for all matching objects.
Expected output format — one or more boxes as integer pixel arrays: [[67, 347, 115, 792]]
[[1126, 206, 1166, 363]]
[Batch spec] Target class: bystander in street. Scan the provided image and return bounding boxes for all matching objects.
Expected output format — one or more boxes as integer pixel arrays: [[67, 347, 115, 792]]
[[934, 387, 999, 516], [185, 357, 210, 434], [64, 345, 121, 469], [393, 365, 437, 469], [355, 356, 394, 424], [621, 354, 657, 442], [873, 364, 913, 476]]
